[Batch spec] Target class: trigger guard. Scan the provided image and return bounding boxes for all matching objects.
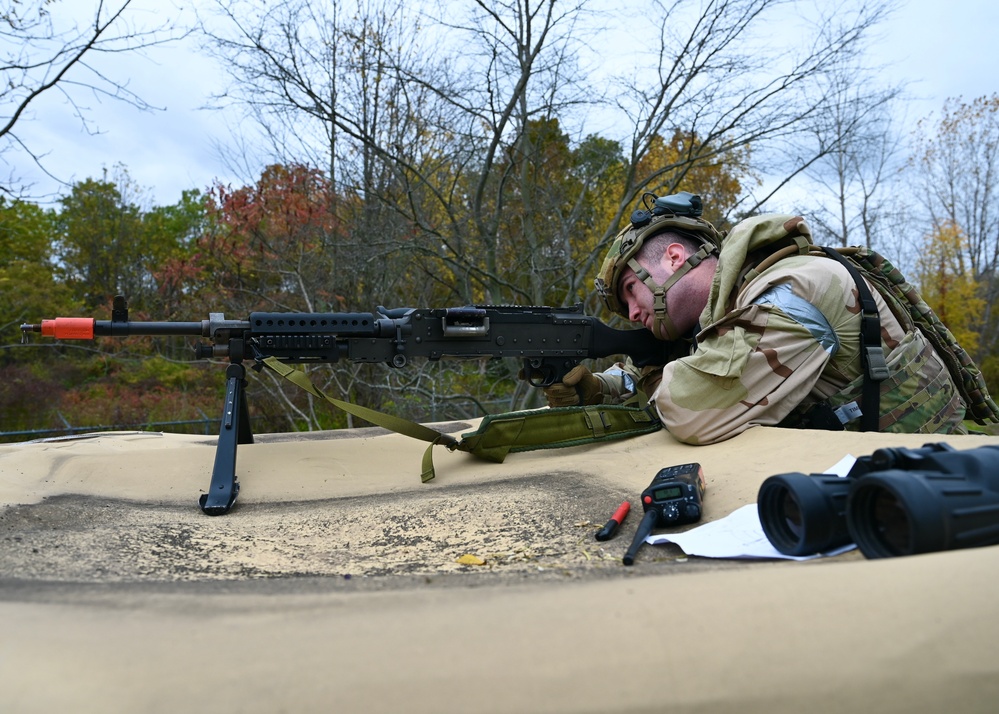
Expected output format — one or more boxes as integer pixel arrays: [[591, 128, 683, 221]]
[[524, 359, 557, 387]]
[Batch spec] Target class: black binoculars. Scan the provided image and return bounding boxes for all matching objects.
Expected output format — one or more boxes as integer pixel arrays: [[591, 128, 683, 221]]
[[757, 442, 999, 559]]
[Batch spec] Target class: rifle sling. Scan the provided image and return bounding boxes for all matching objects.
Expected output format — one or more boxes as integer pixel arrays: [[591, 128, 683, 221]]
[[259, 356, 660, 482], [260, 356, 457, 482]]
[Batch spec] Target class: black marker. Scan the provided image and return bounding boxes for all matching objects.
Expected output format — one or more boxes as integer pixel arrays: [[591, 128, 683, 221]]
[[595, 501, 631, 541]]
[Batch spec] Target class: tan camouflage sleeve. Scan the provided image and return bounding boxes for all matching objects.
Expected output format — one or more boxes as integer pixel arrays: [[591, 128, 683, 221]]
[[651, 303, 834, 445]]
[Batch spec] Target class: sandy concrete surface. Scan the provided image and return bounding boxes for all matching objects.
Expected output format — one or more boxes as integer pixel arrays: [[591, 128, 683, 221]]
[[1, 421, 998, 713]]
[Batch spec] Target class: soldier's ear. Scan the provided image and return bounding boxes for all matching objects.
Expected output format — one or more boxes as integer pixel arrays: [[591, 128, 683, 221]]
[[663, 242, 688, 272]]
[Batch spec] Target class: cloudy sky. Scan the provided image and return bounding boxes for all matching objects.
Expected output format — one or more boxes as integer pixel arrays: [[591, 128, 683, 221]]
[[6, 0, 999, 208]]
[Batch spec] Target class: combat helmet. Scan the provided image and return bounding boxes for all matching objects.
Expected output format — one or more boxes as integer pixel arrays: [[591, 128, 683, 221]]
[[595, 191, 723, 340]]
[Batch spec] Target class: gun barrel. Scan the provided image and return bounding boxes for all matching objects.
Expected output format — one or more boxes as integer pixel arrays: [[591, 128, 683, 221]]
[[21, 318, 211, 340], [92, 320, 209, 337]]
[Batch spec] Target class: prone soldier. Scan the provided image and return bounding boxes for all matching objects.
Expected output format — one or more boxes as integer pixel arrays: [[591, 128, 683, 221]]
[[544, 193, 982, 444]]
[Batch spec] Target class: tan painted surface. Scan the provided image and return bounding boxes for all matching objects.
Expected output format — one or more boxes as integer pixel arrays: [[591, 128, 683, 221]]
[[2, 422, 998, 713]]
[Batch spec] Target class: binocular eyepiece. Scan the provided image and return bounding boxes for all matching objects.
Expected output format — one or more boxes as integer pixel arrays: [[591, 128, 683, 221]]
[[757, 443, 999, 558]]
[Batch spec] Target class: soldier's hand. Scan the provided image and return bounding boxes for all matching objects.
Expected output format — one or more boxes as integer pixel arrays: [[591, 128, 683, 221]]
[[543, 365, 605, 407]]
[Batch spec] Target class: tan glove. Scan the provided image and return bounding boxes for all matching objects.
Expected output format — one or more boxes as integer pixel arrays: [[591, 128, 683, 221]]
[[543, 365, 606, 407]]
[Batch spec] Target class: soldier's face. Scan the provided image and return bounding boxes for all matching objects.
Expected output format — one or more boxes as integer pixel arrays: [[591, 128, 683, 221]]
[[618, 267, 658, 331], [617, 242, 687, 332], [617, 243, 711, 337]]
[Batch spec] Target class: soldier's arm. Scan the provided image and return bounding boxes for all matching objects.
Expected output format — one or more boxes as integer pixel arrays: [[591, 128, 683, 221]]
[[651, 303, 834, 444]]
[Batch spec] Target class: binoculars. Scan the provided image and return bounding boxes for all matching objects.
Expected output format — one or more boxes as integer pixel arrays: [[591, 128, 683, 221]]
[[757, 443, 999, 558]]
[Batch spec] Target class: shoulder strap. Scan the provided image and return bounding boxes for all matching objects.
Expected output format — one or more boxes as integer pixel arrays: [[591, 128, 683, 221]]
[[819, 247, 890, 431], [835, 246, 999, 425], [260, 356, 457, 482]]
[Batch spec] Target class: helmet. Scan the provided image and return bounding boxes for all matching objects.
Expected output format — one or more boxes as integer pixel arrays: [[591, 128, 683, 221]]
[[594, 192, 723, 340]]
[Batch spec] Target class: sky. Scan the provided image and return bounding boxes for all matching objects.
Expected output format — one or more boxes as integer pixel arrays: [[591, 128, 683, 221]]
[[5, 0, 999, 209]]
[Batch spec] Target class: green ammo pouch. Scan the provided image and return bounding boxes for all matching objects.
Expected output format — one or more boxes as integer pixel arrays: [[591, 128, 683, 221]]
[[453, 404, 663, 464]]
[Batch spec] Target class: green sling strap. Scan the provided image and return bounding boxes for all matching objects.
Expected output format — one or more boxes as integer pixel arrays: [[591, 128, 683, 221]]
[[260, 356, 661, 482], [260, 356, 457, 482]]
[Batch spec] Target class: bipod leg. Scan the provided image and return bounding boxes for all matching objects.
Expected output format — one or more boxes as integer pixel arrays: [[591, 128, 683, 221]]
[[199, 363, 253, 515]]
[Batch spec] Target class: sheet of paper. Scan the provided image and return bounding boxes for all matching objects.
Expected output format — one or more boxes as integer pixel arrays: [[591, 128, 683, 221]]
[[645, 455, 858, 561], [823, 454, 857, 478]]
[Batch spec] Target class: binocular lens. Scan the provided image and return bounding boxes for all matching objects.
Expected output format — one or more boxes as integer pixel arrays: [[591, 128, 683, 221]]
[[781, 491, 804, 537], [757, 473, 852, 556], [847, 483, 914, 558], [757, 487, 804, 552]]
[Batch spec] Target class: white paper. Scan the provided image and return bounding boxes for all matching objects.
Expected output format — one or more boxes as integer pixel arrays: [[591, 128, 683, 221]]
[[645, 456, 858, 561], [823, 454, 857, 478]]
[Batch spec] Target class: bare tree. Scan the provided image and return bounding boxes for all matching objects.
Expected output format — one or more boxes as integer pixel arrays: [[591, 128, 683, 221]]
[[205, 0, 898, 284], [203, 0, 597, 301], [793, 65, 906, 248], [0, 0, 184, 195], [581, 0, 899, 279], [913, 94, 999, 361], [201, 0, 599, 417]]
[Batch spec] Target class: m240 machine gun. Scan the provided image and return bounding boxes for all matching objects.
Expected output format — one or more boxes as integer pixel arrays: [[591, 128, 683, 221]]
[[22, 296, 673, 515]]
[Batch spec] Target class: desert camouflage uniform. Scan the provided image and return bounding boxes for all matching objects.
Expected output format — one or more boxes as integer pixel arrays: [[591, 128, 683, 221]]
[[640, 214, 966, 444]]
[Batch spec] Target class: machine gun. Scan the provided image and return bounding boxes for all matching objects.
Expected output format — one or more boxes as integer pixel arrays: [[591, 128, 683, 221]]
[[21, 296, 673, 515]]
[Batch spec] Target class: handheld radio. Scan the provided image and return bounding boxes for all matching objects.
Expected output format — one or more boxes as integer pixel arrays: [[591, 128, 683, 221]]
[[623, 463, 705, 565]]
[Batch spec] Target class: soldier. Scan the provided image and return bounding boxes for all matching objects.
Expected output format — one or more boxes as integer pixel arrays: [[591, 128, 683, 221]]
[[543, 194, 969, 444]]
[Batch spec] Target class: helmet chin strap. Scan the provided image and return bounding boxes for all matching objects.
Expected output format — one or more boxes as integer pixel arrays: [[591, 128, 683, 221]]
[[627, 243, 715, 341], [651, 287, 680, 341]]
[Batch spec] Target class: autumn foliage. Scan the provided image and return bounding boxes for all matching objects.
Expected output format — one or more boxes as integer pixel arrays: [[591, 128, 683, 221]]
[[2, 107, 997, 440]]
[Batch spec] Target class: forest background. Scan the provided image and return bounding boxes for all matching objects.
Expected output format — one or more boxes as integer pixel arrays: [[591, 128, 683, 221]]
[[2, 0, 998, 441]]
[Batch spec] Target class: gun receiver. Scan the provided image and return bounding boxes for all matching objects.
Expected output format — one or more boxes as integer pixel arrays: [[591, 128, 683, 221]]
[[245, 304, 668, 385], [21, 296, 672, 514]]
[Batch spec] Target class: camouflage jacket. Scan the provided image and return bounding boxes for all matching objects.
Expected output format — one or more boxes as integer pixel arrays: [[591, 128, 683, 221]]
[[647, 215, 967, 444]]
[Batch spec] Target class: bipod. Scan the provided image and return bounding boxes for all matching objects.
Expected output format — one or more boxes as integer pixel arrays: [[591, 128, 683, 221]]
[[199, 361, 253, 515]]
